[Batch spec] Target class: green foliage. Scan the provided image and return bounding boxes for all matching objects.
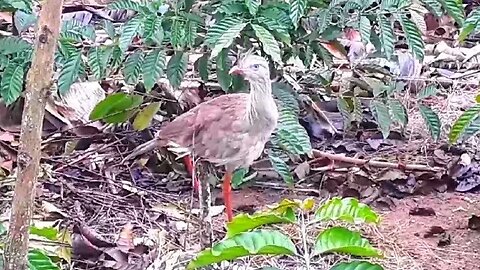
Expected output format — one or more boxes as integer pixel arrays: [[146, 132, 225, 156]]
[[1, 61, 25, 105], [143, 48, 166, 91], [132, 102, 161, 131], [187, 230, 297, 269], [459, 8, 480, 41], [314, 227, 382, 257], [188, 197, 385, 269], [268, 154, 294, 184], [315, 197, 380, 224], [0, 223, 65, 270], [370, 100, 392, 139], [28, 249, 60, 270], [89, 92, 143, 124], [57, 45, 83, 95], [123, 49, 145, 85], [448, 104, 480, 143], [251, 23, 281, 63], [417, 85, 438, 100], [331, 261, 384, 270], [398, 14, 425, 61], [419, 104, 441, 141], [166, 51, 188, 89]]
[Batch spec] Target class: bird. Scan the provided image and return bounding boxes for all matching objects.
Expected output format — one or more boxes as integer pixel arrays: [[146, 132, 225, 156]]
[[123, 51, 279, 222]]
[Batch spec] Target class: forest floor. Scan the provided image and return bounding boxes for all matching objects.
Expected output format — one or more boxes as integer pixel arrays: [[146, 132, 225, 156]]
[[2, 63, 480, 270]]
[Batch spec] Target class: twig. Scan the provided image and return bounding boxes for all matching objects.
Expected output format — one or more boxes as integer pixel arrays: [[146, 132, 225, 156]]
[[311, 149, 441, 172]]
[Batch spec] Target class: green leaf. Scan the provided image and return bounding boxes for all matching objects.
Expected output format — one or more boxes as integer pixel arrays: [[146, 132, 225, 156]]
[[187, 230, 297, 269], [171, 19, 186, 49], [0, 222, 6, 235], [371, 100, 391, 139], [245, 0, 260, 15], [166, 51, 188, 89], [257, 16, 291, 44], [448, 104, 480, 143], [231, 168, 248, 189], [143, 48, 166, 92], [119, 15, 143, 51], [0, 36, 32, 55], [88, 47, 107, 80], [378, 15, 395, 59], [275, 108, 312, 155], [103, 19, 116, 39], [0, 61, 24, 105], [331, 261, 384, 270], [28, 249, 60, 270], [388, 99, 408, 127], [110, 45, 124, 70], [216, 49, 232, 91], [30, 226, 59, 241], [315, 197, 380, 224], [314, 227, 382, 257], [459, 8, 480, 41], [226, 212, 296, 238], [132, 102, 161, 131], [272, 82, 299, 114], [399, 14, 425, 61], [441, 0, 465, 26], [289, 0, 307, 28], [58, 47, 83, 95], [14, 10, 37, 33], [205, 17, 244, 46], [143, 15, 163, 45], [185, 20, 198, 48], [123, 49, 145, 85], [89, 92, 143, 123], [359, 16, 371, 44], [419, 104, 441, 141], [251, 23, 282, 63], [210, 20, 247, 58], [421, 0, 443, 17], [195, 53, 210, 82], [108, 0, 143, 12], [268, 154, 294, 184], [417, 84, 438, 99]]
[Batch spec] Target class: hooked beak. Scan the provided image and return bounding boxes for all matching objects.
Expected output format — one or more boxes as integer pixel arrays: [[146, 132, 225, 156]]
[[229, 66, 244, 75]]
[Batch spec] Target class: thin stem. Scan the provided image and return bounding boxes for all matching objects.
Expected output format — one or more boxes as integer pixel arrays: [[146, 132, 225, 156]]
[[300, 213, 311, 270]]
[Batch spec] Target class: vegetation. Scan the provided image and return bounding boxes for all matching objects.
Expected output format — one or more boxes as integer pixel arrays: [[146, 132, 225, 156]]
[[188, 197, 384, 269], [1, 0, 480, 269]]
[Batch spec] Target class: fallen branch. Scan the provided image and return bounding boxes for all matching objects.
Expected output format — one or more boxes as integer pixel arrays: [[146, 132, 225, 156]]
[[311, 149, 440, 172]]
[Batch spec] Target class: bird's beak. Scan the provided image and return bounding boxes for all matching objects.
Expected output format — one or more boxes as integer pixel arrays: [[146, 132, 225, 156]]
[[229, 66, 243, 75]]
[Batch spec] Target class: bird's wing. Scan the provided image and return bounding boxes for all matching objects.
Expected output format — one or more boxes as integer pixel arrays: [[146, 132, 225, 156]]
[[157, 93, 250, 160]]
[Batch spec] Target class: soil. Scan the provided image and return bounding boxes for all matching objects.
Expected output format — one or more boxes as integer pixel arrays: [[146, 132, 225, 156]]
[[227, 188, 480, 270]]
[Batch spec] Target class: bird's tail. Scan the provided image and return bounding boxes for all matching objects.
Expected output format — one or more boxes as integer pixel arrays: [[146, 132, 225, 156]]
[[122, 139, 160, 163]]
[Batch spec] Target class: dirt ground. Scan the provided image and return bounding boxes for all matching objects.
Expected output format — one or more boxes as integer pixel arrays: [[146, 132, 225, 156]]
[[226, 188, 480, 270]]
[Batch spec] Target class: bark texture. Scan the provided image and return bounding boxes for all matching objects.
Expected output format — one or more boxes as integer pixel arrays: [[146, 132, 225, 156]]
[[4, 1, 64, 269]]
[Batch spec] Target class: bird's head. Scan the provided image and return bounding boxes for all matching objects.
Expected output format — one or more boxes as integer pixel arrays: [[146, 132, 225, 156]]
[[229, 52, 270, 83]]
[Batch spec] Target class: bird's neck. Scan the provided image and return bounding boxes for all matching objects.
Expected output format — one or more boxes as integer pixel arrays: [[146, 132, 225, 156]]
[[246, 80, 278, 124]]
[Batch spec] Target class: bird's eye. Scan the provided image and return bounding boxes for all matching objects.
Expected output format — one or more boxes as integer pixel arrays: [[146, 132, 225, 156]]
[[252, 64, 259, 69]]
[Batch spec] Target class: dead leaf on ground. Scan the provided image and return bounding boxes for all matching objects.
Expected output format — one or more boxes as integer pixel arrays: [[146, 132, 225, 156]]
[[409, 207, 436, 216], [468, 215, 480, 231], [117, 222, 135, 252]]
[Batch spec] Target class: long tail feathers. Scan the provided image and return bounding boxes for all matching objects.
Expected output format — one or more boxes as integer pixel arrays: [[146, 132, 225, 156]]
[[122, 139, 159, 164]]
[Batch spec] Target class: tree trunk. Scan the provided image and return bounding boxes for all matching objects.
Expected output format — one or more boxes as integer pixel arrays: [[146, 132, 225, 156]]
[[4, 1, 64, 269]]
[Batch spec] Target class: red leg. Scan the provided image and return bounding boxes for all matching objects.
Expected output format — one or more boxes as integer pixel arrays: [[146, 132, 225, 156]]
[[223, 172, 233, 222], [182, 155, 199, 192]]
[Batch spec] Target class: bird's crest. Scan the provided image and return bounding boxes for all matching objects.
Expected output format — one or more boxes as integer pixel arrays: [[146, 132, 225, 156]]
[[236, 47, 268, 67]]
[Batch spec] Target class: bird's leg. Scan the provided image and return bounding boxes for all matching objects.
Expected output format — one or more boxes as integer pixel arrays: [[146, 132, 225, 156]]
[[182, 155, 200, 192], [222, 172, 233, 222]]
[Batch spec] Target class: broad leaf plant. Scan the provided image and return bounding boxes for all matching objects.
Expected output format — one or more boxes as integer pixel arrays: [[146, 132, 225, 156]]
[[187, 197, 384, 269]]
